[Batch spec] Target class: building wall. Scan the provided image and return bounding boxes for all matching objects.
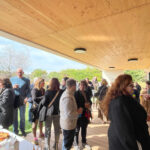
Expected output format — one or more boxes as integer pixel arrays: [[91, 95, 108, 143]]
[[102, 70, 124, 85]]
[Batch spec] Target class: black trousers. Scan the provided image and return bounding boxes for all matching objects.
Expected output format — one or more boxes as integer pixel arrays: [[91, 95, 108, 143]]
[[63, 129, 75, 150], [74, 117, 88, 145]]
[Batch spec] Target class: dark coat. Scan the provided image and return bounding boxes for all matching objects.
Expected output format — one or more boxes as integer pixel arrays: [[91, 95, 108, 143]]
[[94, 85, 108, 100], [86, 86, 93, 99], [75, 90, 92, 118], [31, 88, 45, 105], [38, 90, 63, 122], [31, 88, 45, 121], [108, 95, 150, 150], [0, 88, 15, 128]]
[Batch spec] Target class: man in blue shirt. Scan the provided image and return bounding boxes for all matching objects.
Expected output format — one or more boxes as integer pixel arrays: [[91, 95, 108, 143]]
[[10, 68, 30, 136]]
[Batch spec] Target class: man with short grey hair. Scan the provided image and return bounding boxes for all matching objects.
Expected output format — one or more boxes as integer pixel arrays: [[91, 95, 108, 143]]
[[60, 79, 82, 150], [10, 68, 30, 136]]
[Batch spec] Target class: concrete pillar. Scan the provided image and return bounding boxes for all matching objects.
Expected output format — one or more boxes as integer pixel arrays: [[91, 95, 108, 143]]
[[144, 69, 150, 80], [102, 70, 124, 85]]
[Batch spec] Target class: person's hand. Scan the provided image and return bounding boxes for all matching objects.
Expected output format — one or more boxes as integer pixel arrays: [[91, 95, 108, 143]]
[[77, 107, 83, 114], [24, 98, 28, 104], [13, 84, 19, 89]]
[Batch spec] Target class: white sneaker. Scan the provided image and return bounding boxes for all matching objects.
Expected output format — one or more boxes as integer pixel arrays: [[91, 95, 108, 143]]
[[82, 143, 91, 150], [74, 145, 81, 150]]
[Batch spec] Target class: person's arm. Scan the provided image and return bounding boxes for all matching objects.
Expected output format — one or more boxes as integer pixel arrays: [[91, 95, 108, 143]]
[[0, 89, 11, 107], [88, 87, 93, 99], [31, 89, 38, 105], [74, 92, 80, 108], [111, 100, 138, 150], [26, 79, 31, 98], [90, 82, 94, 90], [86, 91, 92, 105]]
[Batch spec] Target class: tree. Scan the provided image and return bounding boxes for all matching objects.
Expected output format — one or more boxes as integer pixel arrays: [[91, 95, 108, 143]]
[[48, 67, 102, 82], [124, 70, 146, 82], [0, 46, 30, 77], [31, 69, 47, 79]]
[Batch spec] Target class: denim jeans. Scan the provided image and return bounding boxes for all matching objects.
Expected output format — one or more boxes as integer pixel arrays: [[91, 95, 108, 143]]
[[13, 105, 26, 134], [62, 129, 75, 150], [28, 102, 32, 123], [44, 115, 60, 150]]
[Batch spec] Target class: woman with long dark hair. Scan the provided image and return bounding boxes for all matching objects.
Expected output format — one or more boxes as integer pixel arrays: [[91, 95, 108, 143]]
[[74, 80, 92, 150], [43, 78, 63, 150], [102, 74, 150, 150]]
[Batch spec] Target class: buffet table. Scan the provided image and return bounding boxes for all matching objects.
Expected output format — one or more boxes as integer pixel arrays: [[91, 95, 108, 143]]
[[0, 129, 41, 150]]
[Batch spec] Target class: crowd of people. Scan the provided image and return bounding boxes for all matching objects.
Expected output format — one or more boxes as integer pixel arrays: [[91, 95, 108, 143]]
[[0, 68, 150, 150]]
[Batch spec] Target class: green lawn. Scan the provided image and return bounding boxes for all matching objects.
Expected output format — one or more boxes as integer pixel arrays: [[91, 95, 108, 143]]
[[9, 105, 32, 135]]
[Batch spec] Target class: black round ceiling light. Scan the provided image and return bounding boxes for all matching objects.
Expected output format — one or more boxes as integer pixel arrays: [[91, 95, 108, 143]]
[[74, 48, 86, 53]]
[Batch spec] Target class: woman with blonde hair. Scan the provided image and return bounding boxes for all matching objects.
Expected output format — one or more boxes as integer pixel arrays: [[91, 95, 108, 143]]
[[31, 78, 45, 144], [43, 78, 64, 150], [94, 78, 108, 123], [103, 74, 150, 150]]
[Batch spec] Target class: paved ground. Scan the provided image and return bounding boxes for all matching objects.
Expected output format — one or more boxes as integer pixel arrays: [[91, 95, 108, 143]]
[[24, 108, 150, 150], [25, 108, 109, 150]]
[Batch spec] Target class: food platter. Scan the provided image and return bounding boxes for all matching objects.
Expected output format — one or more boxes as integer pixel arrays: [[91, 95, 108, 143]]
[[0, 131, 17, 150], [0, 132, 10, 142]]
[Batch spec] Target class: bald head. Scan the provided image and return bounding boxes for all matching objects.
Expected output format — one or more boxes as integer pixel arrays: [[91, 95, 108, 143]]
[[16, 68, 24, 78]]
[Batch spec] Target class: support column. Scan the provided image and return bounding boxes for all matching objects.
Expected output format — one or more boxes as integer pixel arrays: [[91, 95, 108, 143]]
[[102, 70, 124, 85], [144, 69, 150, 81]]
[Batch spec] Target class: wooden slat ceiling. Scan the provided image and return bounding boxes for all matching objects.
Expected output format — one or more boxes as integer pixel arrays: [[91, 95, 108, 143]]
[[1, 0, 150, 70]]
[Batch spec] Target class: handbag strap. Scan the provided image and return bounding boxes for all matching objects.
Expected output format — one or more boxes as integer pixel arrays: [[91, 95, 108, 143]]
[[48, 90, 60, 108]]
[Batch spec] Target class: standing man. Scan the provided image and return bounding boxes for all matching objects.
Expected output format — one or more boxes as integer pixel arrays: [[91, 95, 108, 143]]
[[60, 77, 69, 91], [60, 79, 82, 150], [10, 68, 30, 136]]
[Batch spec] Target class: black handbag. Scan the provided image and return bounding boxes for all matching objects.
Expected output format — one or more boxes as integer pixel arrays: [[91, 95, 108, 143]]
[[46, 91, 60, 117], [30, 103, 38, 113], [39, 105, 47, 122]]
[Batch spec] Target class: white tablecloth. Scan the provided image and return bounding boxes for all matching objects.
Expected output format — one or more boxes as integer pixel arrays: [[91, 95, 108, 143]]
[[0, 129, 41, 150]]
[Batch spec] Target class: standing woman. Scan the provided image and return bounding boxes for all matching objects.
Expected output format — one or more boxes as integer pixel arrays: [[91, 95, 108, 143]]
[[103, 74, 150, 150], [43, 78, 63, 150], [0, 78, 15, 129], [74, 80, 92, 150], [94, 79, 108, 123], [31, 78, 45, 144]]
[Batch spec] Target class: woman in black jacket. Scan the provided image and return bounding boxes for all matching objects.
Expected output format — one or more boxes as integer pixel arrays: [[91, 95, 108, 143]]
[[0, 78, 15, 129], [103, 74, 150, 150], [31, 78, 45, 144], [43, 78, 63, 150], [74, 80, 92, 150]]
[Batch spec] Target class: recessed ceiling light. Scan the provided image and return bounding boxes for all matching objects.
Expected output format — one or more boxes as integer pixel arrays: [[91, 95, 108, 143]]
[[109, 67, 115, 69], [74, 48, 86, 53], [128, 58, 138, 62]]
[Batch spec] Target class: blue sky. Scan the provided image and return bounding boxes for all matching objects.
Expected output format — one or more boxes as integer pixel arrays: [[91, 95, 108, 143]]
[[0, 36, 87, 73]]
